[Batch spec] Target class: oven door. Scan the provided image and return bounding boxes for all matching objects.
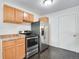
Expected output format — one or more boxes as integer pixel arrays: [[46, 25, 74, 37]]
[[26, 36, 38, 58], [27, 36, 38, 49]]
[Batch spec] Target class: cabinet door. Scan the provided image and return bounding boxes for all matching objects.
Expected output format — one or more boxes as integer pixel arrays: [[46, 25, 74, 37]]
[[29, 13, 34, 22], [39, 17, 48, 23], [14, 9, 24, 24], [4, 5, 14, 23], [24, 12, 29, 22], [24, 12, 34, 22], [3, 47, 16, 59], [16, 44, 25, 59], [3, 40, 16, 59]]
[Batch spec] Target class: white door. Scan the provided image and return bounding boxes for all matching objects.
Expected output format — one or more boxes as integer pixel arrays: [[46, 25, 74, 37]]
[[75, 13, 79, 53], [59, 13, 77, 52]]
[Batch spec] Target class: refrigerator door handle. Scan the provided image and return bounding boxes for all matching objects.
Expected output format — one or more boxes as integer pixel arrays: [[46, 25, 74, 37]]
[[44, 35, 45, 39]]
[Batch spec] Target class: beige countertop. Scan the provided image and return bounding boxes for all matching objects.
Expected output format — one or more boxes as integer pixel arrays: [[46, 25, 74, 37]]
[[0, 34, 25, 41]]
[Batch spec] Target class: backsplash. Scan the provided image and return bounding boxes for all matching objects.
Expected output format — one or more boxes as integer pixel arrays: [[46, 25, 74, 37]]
[[0, 23, 31, 35]]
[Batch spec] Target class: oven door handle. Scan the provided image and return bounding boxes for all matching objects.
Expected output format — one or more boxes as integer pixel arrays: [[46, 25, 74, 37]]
[[26, 37, 38, 40]]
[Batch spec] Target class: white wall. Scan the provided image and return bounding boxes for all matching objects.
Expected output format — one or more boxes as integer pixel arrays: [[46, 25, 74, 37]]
[[0, 1, 39, 35], [42, 5, 79, 53]]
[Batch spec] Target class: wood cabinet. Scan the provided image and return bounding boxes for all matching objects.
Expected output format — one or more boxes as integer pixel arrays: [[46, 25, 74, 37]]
[[4, 5, 35, 24], [3, 38, 26, 59], [14, 9, 24, 24], [16, 38, 25, 59], [39, 17, 48, 23], [24, 12, 29, 22], [3, 46, 16, 59], [29, 13, 34, 22], [24, 12, 34, 23], [16, 44, 25, 59], [3, 40, 16, 59], [4, 5, 15, 23], [3, 40, 15, 47]]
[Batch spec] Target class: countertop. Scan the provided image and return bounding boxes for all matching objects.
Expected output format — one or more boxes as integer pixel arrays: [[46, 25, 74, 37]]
[[0, 34, 25, 41]]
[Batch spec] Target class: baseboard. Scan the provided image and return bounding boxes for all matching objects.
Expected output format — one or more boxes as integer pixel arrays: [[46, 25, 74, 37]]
[[49, 44, 79, 54]]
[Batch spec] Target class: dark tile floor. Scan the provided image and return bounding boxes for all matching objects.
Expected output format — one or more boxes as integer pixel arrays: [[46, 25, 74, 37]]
[[28, 46, 79, 59]]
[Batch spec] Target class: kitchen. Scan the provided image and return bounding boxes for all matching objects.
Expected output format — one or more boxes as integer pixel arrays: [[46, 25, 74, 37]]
[[0, 0, 79, 59]]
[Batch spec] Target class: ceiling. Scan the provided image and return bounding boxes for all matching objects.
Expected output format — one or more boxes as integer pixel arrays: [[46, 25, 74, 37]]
[[5, 0, 79, 15]]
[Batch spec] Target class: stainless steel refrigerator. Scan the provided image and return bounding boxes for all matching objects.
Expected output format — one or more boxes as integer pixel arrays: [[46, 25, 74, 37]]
[[31, 21, 49, 52]]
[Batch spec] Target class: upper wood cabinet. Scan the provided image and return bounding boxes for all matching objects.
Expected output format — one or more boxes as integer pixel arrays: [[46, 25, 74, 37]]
[[24, 12, 34, 23], [24, 12, 29, 22], [39, 17, 48, 23], [4, 5, 15, 23], [4, 5, 35, 24], [14, 8, 24, 24], [29, 13, 34, 22]]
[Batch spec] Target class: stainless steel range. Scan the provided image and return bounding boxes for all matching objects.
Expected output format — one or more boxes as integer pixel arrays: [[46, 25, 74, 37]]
[[26, 35, 38, 58], [20, 31, 39, 58]]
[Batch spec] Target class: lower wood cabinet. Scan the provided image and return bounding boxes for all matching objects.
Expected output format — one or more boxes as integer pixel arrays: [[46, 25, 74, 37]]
[[3, 46, 16, 59], [3, 38, 26, 59], [16, 44, 25, 59]]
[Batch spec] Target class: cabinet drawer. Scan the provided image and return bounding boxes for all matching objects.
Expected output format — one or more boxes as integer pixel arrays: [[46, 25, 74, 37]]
[[3, 40, 15, 47], [16, 38, 25, 45]]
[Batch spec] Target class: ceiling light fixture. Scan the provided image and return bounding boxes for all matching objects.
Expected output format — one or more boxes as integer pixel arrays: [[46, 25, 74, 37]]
[[43, 0, 53, 6]]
